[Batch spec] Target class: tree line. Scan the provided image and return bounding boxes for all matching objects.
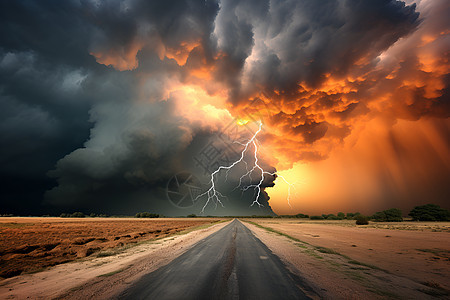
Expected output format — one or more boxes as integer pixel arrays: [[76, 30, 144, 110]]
[[286, 204, 450, 224]]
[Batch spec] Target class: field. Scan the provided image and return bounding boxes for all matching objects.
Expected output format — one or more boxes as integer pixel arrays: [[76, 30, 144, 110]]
[[1, 217, 449, 299], [247, 219, 450, 296], [0, 217, 219, 279]]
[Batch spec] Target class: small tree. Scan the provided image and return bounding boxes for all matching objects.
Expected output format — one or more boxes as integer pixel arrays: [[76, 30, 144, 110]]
[[337, 212, 345, 220], [355, 215, 369, 225], [326, 214, 339, 220], [136, 212, 160, 218], [310, 215, 324, 220], [372, 208, 402, 222], [70, 212, 85, 218], [409, 204, 450, 221], [295, 213, 309, 218]]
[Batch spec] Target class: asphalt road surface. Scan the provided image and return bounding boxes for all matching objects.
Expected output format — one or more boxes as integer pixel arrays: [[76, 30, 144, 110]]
[[119, 219, 314, 300]]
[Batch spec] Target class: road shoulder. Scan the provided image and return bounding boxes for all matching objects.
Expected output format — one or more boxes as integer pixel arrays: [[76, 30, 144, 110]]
[[0, 220, 231, 300], [242, 220, 443, 299]]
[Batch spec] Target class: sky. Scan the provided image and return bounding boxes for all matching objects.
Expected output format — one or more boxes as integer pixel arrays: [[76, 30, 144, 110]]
[[0, 0, 448, 216]]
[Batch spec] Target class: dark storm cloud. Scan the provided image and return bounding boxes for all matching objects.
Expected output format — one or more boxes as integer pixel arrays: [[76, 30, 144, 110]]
[[0, 0, 230, 215], [233, 0, 419, 96], [45, 98, 202, 215], [1, 0, 446, 215]]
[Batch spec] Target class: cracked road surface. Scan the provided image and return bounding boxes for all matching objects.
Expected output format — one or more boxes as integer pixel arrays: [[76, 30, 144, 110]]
[[119, 219, 313, 299]]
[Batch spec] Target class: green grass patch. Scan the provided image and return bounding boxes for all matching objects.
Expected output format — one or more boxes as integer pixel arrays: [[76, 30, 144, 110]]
[[294, 242, 307, 249], [315, 246, 340, 255], [347, 260, 384, 271], [243, 220, 310, 246], [342, 270, 368, 283], [97, 267, 128, 277]]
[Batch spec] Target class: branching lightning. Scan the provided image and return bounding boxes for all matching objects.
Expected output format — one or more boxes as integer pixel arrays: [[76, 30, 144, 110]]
[[196, 121, 293, 214]]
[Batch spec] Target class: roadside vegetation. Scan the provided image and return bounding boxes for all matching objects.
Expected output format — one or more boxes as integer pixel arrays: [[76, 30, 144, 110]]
[[2, 204, 449, 222], [408, 204, 450, 221], [235, 204, 450, 226], [135, 212, 160, 218]]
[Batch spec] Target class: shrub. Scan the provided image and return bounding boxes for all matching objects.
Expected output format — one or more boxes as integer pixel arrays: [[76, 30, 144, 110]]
[[310, 215, 324, 220], [372, 208, 403, 222], [355, 215, 369, 225], [325, 214, 339, 220], [70, 212, 85, 218], [295, 213, 309, 218], [409, 204, 450, 221], [60, 213, 68, 218], [346, 212, 361, 220], [337, 212, 345, 220], [135, 212, 160, 218]]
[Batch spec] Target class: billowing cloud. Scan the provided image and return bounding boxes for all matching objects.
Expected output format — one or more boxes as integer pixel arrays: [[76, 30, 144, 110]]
[[0, 0, 448, 216]]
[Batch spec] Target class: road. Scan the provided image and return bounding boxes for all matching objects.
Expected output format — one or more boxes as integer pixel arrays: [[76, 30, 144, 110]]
[[119, 219, 313, 300]]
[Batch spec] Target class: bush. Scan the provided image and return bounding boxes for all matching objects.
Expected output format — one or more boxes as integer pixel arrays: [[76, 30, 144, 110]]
[[326, 214, 340, 220], [60, 213, 68, 218], [310, 215, 324, 220], [135, 212, 160, 218], [70, 212, 85, 218], [372, 208, 403, 222], [294, 213, 309, 218], [337, 212, 345, 220], [187, 214, 197, 218], [355, 215, 369, 225], [409, 204, 450, 221], [346, 212, 361, 220]]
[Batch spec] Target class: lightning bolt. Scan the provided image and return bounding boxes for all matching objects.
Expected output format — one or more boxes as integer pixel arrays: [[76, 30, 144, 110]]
[[196, 121, 293, 214]]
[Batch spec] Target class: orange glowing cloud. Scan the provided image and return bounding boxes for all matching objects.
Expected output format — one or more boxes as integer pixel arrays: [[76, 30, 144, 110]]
[[86, 0, 448, 215], [90, 40, 144, 71], [268, 117, 450, 215], [165, 41, 201, 66]]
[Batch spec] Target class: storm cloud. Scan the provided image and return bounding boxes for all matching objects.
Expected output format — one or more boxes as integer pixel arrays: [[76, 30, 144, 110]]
[[0, 0, 448, 216]]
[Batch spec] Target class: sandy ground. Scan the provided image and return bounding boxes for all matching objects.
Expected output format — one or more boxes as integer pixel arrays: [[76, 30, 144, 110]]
[[1, 218, 448, 299], [245, 219, 450, 299], [0, 219, 231, 300], [0, 217, 218, 279]]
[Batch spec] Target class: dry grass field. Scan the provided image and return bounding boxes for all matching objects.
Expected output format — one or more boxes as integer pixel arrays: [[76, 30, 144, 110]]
[[247, 219, 450, 294], [0, 217, 220, 279]]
